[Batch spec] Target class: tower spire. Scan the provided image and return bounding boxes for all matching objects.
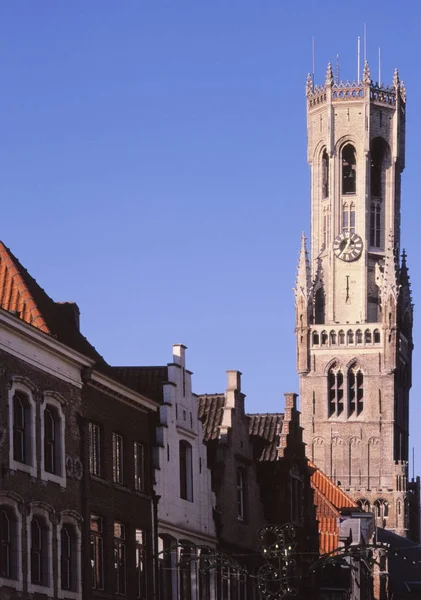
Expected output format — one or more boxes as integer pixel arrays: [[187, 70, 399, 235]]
[[294, 232, 312, 304], [325, 62, 334, 87], [363, 60, 371, 85]]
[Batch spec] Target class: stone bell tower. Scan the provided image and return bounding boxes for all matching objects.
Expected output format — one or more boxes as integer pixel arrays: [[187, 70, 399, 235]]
[[295, 60, 418, 538]]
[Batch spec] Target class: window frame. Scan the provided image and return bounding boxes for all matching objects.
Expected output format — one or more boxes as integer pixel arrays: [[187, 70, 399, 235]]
[[40, 393, 66, 487], [135, 529, 147, 599], [0, 498, 22, 591], [341, 143, 357, 195], [112, 433, 124, 485], [57, 515, 82, 599], [90, 514, 104, 591], [88, 422, 103, 478], [134, 442, 145, 492], [179, 441, 193, 502], [114, 521, 127, 596], [27, 508, 53, 596], [8, 381, 37, 478]]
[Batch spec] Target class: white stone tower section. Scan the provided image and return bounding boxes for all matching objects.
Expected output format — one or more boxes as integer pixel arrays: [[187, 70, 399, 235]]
[[295, 61, 418, 538]]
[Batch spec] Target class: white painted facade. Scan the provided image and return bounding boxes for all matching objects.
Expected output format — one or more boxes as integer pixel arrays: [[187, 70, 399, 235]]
[[155, 344, 217, 600]]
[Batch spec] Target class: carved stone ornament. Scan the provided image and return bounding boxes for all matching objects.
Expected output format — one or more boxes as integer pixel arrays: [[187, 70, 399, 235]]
[[73, 458, 83, 481], [65, 456, 74, 477]]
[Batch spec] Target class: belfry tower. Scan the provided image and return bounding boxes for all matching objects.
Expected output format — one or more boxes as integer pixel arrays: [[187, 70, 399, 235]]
[[295, 61, 417, 537]]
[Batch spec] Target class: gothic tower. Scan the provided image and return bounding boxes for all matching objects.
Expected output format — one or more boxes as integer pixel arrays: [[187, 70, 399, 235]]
[[295, 61, 416, 537]]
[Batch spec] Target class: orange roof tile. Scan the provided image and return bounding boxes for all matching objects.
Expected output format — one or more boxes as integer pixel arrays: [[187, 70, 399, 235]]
[[308, 461, 357, 555], [0, 242, 49, 333], [0, 241, 106, 365]]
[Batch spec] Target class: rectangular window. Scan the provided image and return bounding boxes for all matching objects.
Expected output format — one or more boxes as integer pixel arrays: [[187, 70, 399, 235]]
[[0, 508, 12, 578], [90, 515, 104, 590], [236, 469, 245, 520], [135, 529, 147, 599], [89, 423, 102, 477], [134, 443, 145, 492], [113, 433, 124, 485], [114, 522, 126, 596], [179, 441, 193, 502]]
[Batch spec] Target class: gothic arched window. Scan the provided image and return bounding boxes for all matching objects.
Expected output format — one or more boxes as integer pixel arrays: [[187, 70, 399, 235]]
[[328, 366, 344, 417], [347, 330, 354, 344], [342, 144, 356, 194], [370, 202, 381, 248], [374, 329, 381, 344], [371, 138, 385, 198], [364, 329, 372, 344], [339, 330, 345, 345], [312, 331, 320, 346], [348, 366, 364, 416], [356, 329, 363, 344], [322, 149, 329, 199], [330, 330, 337, 345], [315, 288, 325, 325]]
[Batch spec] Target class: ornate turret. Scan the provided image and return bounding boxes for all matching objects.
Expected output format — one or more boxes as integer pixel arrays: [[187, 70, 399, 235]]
[[295, 233, 312, 374], [363, 60, 371, 85]]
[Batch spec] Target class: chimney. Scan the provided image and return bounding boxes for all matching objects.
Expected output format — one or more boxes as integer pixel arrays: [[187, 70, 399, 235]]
[[226, 370, 241, 392], [172, 344, 187, 367], [57, 302, 80, 331]]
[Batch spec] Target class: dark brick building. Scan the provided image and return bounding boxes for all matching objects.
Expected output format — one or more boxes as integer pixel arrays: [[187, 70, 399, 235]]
[[0, 241, 159, 600]]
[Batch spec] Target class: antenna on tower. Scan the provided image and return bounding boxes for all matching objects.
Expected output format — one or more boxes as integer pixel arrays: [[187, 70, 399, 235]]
[[357, 36, 361, 84], [335, 53, 340, 84], [378, 47, 381, 86], [413, 447, 415, 481], [364, 23, 367, 63], [312, 36, 315, 89]]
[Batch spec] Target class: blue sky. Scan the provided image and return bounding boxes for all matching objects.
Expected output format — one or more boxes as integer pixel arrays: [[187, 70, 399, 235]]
[[1, 1, 420, 473]]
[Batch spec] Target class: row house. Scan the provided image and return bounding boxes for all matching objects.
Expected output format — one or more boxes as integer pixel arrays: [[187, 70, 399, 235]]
[[198, 378, 320, 600], [113, 345, 218, 600], [0, 241, 158, 600]]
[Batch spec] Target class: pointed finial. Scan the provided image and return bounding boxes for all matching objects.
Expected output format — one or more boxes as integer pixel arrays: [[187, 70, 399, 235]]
[[393, 68, 400, 89], [400, 80, 406, 102], [294, 233, 312, 304], [325, 62, 334, 87], [363, 60, 371, 85], [306, 73, 313, 96]]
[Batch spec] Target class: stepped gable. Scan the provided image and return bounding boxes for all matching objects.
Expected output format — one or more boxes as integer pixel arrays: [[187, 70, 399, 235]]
[[197, 393, 225, 441], [0, 241, 106, 365], [110, 366, 168, 403], [248, 413, 285, 461]]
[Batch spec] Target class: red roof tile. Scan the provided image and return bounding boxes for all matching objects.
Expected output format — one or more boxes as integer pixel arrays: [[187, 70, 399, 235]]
[[0, 241, 106, 365], [248, 413, 285, 461], [197, 394, 225, 441], [309, 461, 357, 512]]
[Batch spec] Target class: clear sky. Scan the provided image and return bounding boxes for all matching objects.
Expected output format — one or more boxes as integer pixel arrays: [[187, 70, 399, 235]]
[[1, 2, 420, 473]]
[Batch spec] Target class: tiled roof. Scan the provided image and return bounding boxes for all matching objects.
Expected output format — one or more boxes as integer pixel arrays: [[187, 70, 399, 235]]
[[0, 241, 106, 365], [248, 413, 284, 461], [309, 461, 357, 511], [110, 366, 168, 403], [197, 394, 225, 441], [309, 461, 357, 555]]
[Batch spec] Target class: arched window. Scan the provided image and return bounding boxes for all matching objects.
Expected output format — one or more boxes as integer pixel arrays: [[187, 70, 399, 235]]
[[330, 330, 337, 345], [30, 516, 49, 587], [328, 366, 344, 417], [0, 506, 18, 580], [374, 329, 381, 344], [356, 498, 370, 512], [347, 330, 354, 344], [321, 331, 328, 345], [348, 366, 364, 416], [339, 330, 345, 345], [179, 544, 193, 600], [356, 329, 363, 344], [370, 202, 381, 248], [236, 468, 246, 521], [342, 202, 356, 234], [371, 138, 384, 197], [13, 391, 33, 466], [179, 441, 193, 502], [60, 523, 80, 593], [365, 329, 372, 344], [373, 499, 388, 527], [342, 144, 356, 194], [312, 331, 320, 346], [322, 149, 329, 198]]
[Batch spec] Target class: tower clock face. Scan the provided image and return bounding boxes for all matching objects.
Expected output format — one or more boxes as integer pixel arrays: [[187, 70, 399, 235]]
[[333, 233, 363, 262]]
